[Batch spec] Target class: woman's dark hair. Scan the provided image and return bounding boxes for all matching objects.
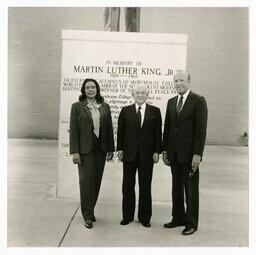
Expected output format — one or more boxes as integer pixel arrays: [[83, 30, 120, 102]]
[[79, 78, 104, 103]]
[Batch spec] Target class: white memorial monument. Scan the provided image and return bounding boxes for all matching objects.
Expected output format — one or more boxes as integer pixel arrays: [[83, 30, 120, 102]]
[[57, 30, 187, 198]]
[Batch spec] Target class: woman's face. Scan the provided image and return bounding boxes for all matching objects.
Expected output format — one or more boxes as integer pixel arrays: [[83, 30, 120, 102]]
[[84, 81, 97, 99]]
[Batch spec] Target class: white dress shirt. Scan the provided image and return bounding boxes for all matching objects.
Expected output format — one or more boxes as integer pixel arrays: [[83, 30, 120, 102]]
[[135, 102, 146, 127], [176, 89, 190, 111]]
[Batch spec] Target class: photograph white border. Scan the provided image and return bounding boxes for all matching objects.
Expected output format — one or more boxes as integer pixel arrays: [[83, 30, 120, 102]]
[[1, 0, 256, 255]]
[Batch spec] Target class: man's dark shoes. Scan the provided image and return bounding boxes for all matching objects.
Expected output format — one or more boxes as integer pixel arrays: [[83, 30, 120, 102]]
[[84, 220, 93, 229], [164, 221, 185, 228], [120, 219, 132, 225], [92, 216, 96, 222], [140, 222, 151, 228], [182, 227, 197, 235]]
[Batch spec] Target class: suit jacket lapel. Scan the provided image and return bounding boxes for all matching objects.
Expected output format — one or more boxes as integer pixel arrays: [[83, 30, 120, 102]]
[[178, 91, 193, 122], [142, 103, 150, 129], [81, 101, 93, 124], [98, 104, 104, 127], [171, 96, 178, 123], [132, 103, 137, 115], [132, 103, 141, 128]]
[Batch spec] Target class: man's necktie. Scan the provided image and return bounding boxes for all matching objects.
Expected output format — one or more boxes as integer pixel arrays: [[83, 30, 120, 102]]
[[176, 96, 183, 115], [137, 106, 142, 127]]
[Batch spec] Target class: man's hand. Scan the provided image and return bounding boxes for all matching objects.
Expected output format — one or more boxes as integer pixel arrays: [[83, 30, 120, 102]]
[[153, 153, 159, 163], [162, 151, 170, 166], [72, 153, 81, 164], [106, 152, 113, 161], [190, 154, 201, 177], [117, 150, 123, 161]]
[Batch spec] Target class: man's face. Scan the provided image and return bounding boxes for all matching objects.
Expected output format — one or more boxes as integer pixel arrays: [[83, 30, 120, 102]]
[[132, 86, 148, 105], [173, 72, 190, 95]]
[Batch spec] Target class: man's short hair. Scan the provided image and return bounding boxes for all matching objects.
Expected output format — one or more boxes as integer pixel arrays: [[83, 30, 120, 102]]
[[174, 70, 191, 82], [132, 84, 149, 94]]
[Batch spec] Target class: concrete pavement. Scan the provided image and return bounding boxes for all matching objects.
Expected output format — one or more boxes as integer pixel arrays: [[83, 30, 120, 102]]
[[7, 139, 248, 247]]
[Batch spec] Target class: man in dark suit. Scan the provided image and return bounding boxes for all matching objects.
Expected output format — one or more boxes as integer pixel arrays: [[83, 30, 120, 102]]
[[162, 70, 208, 235], [117, 85, 162, 227]]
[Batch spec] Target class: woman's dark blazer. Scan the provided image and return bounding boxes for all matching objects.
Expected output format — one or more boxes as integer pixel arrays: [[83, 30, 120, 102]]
[[69, 101, 115, 154]]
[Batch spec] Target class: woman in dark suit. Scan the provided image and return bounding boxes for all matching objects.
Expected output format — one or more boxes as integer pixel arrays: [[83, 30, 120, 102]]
[[69, 78, 115, 229]]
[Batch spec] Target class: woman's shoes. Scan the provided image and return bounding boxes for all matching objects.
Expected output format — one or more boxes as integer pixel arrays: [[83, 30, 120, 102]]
[[84, 220, 93, 229]]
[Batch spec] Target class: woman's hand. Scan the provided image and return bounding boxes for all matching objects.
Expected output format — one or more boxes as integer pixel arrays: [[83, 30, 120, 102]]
[[106, 152, 113, 161], [117, 151, 123, 161], [72, 153, 81, 164], [162, 151, 170, 166], [153, 153, 159, 163]]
